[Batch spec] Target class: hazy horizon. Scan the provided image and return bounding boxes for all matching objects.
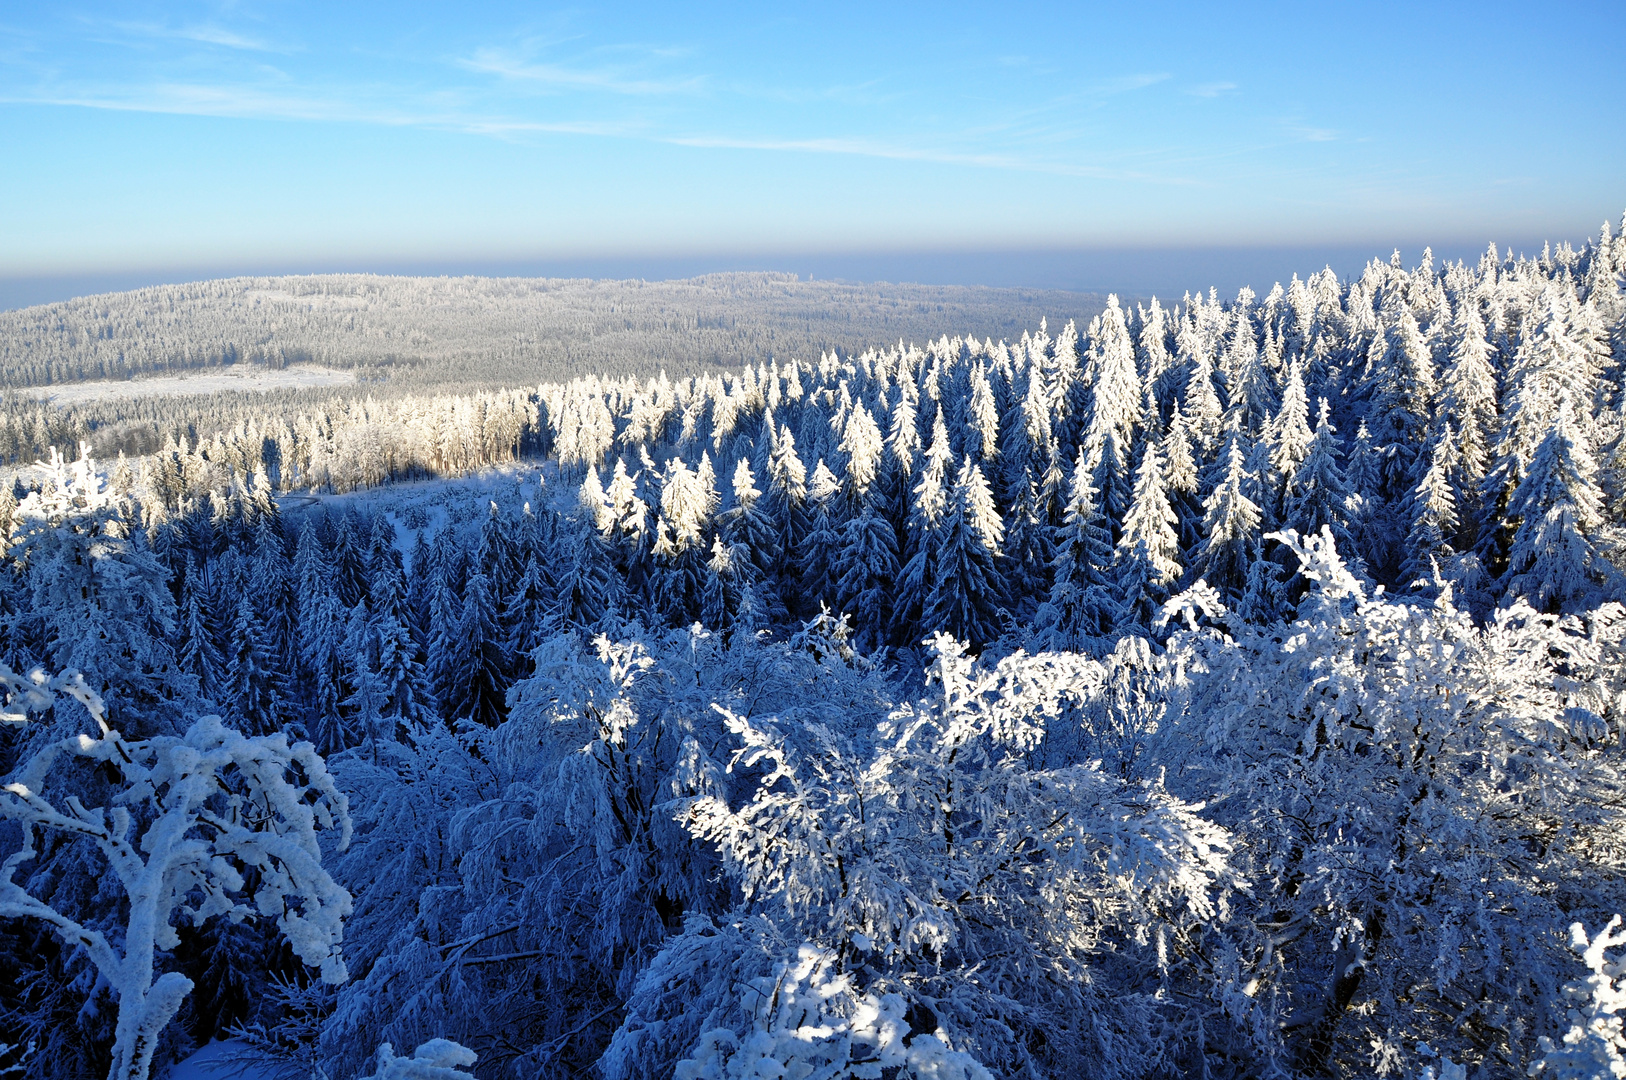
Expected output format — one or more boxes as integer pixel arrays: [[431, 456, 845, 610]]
[[0, 232, 1595, 314]]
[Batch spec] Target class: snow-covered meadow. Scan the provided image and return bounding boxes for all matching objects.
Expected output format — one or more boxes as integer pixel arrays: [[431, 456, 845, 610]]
[[23, 364, 356, 409]]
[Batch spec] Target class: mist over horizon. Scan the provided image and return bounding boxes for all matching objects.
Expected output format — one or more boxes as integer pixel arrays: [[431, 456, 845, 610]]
[[0, 231, 1589, 314]]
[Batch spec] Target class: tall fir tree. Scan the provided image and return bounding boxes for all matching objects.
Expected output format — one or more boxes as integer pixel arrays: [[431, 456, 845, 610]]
[[457, 570, 508, 727], [924, 457, 1007, 649], [1033, 445, 1119, 653], [1399, 428, 1460, 589], [1192, 436, 1263, 604], [225, 588, 284, 736], [1502, 401, 1614, 612], [1117, 439, 1182, 589]]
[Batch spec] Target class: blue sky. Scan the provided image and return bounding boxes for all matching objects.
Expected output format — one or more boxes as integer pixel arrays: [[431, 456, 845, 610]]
[[1, 1, 1622, 293]]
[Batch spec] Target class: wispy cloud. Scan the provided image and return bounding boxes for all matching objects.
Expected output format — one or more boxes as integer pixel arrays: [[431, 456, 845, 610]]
[[460, 47, 704, 96], [1285, 122, 1337, 142], [10, 85, 386, 124], [1096, 72, 1170, 95], [662, 133, 1196, 184], [1190, 81, 1237, 98], [106, 20, 281, 53]]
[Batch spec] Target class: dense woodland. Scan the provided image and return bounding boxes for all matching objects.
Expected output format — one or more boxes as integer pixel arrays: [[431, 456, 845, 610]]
[[0, 274, 1106, 469], [3, 219, 1626, 1080]]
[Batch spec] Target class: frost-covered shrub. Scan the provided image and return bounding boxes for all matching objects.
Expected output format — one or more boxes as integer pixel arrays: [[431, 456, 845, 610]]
[[1531, 917, 1626, 1080], [620, 634, 1250, 1080]]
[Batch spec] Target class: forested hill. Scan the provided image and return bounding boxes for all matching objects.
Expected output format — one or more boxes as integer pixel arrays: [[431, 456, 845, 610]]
[[0, 272, 1107, 390]]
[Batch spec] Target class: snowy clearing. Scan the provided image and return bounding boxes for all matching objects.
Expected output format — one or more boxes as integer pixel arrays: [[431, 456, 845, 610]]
[[163, 1040, 283, 1080], [23, 363, 355, 407]]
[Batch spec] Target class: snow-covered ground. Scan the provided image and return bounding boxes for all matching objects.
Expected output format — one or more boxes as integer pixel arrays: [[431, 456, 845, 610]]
[[277, 459, 558, 569], [163, 1040, 284, 1080], [24, 363, 355, 407]]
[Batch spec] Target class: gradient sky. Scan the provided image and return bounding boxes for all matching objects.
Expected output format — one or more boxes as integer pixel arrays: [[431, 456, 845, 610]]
[[1, 1, 1623, 283]]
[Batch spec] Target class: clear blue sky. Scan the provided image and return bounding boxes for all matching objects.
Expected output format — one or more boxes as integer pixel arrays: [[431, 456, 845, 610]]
[[1, 1, 1622, 287]]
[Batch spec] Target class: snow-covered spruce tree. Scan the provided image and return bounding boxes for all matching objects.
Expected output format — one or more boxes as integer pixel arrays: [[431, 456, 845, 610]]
[[1503, 400, 1618, 612], [501, 553, 553, 675], [550, 512, 624, 631], [294, 521, 348, 751], [667, 635, 1244, 1080], [833, 497, 900, 653], [1191, 436, 1263, 605], [794, 460, 843, 617], [1281, 397, 1357, 557], [1033, 445, 1119, 653], [717, 458, 783, 620], [1437, 295, 1499, 502], [1399, 428, 1461, 590], [175, 557, 223, 704], [225, 589, 286, 736], [1156, 527, 1626, 1075], [892, 416, 953, 647], [0, 665, 351, 1080], [453, 571, 507, 727], [5, 446, 188, 735], [924, 457, 1006, 650], [1118, 436, 1182, 590]]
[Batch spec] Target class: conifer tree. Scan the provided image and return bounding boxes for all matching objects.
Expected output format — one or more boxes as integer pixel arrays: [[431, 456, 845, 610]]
[[1367, 306, 1438, 496], [965, 362, 1000, 462], [457, 570, 507, 727], [1192, 437, 1262, 603], [369, 546, 433, 735], [295, 521, 347, 747], [1437, 297, 1499, 492], [796, 461, 843, 617], [892, 416, 953, 644], [760, 420, 809, 575], [330, 512, 369, 610], [427, 572, 466, 718], [1223, 308, 1279, 438], [225, 590, 284, 736], [1033, 446, 1118, 652], [502, 555, 554, 675], [1235, 537, 1287, 623], [1182, 346, 1225, 456], [177, 557, 223, 702], [1081, 297, 1141, 521], [250, 516, 295, 676], [838, 403, 885, 505], [1111, 539, 1162, 634], [1400, 428, 1460, 588], [924, 457, 1006, 649], [718, 459, 780, 584], [1162, 403, 1203, 542], [1480, 289, 1599, 561], [1117, 439, 1181, 588], [1502, 401, 1613, 612], [1268, 359, 1314, 509], [342, 601, 386, 754], [999, 472, 1054, 618], [551, 515, 622, 630], [1283, 399, 1357, 555]]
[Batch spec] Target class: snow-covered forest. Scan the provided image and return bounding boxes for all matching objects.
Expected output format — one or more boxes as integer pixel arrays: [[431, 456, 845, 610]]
[[0, 273, 1105, 469], [4, 219, 1626, 1080]]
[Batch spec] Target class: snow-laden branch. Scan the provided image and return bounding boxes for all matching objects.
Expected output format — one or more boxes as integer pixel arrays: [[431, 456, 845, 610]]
[[0, 664, 352, 1080]]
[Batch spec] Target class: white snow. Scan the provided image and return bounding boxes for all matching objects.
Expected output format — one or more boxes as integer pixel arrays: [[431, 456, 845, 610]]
[[163, 1040, 282, 1080], [24, 364, 355, 407]]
